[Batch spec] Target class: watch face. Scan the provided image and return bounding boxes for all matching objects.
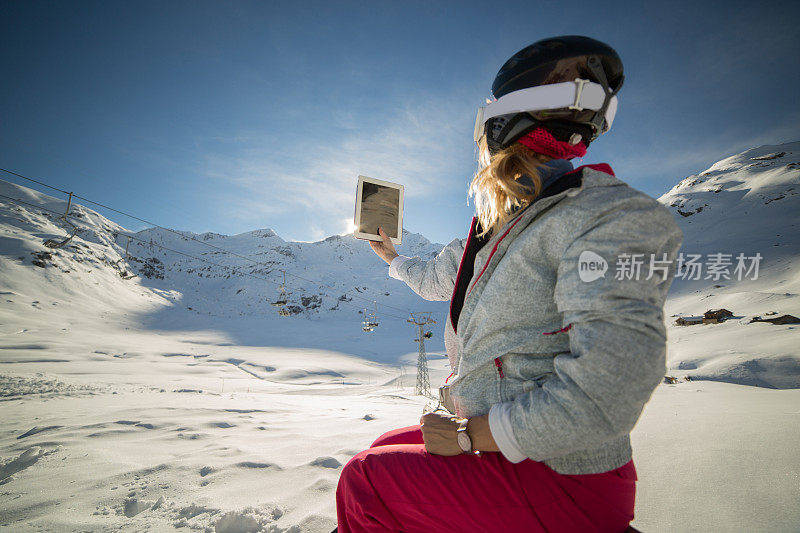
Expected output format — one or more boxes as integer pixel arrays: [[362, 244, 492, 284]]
[[457, 431, 472, 453]]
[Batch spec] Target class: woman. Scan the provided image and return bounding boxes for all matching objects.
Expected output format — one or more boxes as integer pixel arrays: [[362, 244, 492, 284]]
[[336, 35, 683, 532]]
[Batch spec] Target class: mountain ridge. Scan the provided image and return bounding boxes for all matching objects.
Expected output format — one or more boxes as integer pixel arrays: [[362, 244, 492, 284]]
[[1, 141, 798, 386]]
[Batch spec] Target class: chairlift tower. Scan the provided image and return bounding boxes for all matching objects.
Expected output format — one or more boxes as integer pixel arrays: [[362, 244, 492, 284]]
[[408, 312, 436, 399]]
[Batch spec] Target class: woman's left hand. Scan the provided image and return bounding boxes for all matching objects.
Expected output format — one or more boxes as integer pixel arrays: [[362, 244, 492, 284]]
[[421, 412, 500, 455], [420, 412, 463, 456]]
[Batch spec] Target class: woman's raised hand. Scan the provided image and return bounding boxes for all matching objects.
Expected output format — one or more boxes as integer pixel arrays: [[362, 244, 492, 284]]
[[369, 227, 399, 265]]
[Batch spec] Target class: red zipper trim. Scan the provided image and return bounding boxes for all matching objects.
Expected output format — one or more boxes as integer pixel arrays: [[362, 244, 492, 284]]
[[461, 165, 615, 309], [542, 323, 573, 335], [444, 372, 454, 384], [494, 357, 505, 379], [467, 215, 525, 297]]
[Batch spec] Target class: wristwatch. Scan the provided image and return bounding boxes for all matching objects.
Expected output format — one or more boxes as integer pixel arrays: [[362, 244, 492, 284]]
[[456, 418, 472, 453]]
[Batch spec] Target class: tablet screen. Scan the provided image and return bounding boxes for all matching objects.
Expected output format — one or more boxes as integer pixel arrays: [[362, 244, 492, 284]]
[[358, 181, 400, 239]]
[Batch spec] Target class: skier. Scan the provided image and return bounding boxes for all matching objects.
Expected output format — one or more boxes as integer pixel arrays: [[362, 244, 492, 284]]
[[336, 35, 682, 532]]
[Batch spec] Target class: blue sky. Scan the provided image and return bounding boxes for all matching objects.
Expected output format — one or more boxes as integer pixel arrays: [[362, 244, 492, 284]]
[[2, 0, 798, 245]]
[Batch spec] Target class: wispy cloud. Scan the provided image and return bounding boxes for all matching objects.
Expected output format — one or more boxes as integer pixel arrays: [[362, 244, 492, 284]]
[[608, 117, 800, 197], [201, 93, 476, 240]]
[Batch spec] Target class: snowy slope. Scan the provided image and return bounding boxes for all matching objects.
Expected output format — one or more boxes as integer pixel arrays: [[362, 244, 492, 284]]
[[656, 142, 800, 389], [0, 177, 449, 361], [0, 178, 451, 531], [130, 222, 446, 322], [1, 143, 800, 532], [660, 143, 799, 259]]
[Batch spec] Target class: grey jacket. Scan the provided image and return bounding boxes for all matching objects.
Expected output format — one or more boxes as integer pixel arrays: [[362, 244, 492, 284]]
[[392, 166, 683, 475]]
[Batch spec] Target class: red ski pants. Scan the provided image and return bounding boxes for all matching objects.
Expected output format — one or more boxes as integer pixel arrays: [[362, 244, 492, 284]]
[[336, 425, 636, 532]]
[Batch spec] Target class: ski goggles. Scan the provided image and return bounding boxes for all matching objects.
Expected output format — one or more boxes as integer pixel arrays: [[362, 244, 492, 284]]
[[473, 79, 619, 145]]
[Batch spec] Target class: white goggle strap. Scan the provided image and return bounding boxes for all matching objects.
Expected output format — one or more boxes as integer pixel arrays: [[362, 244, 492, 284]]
[[474, 106, 486, 144], [474, 79, 619, 143]]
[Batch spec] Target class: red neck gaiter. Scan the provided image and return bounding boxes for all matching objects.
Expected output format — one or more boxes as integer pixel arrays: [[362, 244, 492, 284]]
[[517, 127, 587, 160]]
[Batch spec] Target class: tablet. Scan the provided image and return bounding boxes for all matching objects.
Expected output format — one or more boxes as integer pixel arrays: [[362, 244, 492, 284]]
[[354, 175, 404, 245]]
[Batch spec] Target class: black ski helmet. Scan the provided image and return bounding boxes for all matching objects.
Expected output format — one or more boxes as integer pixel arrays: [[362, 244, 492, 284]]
[[483, 35, 624, 154]]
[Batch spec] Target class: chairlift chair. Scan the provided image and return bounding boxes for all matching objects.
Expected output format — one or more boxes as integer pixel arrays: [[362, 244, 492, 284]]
[[364, 301, 380, 330], [361, 305, 379, 332], [271, 270, 291, 316], [362, 310, 374, 332], [43, 192, 79, 249]]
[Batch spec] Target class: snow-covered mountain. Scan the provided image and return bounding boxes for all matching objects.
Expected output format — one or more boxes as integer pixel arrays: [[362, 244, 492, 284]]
[[128, 225, 444, 319], [1, 143, 799, 532], [0, 177, 450, 360], [0, 177, 445, 319], [0, 177, 454, 530], [656, 142, 800, 388], [660, 141, 799, 268], [1, 142, 798, 380]]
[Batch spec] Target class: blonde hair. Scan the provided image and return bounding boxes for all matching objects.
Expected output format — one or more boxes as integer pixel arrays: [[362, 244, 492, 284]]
[[469, 138, 551, 238]]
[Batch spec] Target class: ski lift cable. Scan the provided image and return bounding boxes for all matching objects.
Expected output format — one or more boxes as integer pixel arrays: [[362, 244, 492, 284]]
[[0, 167, 415, 316], [0, 193, 410, 320], [0, 167, 71, 196], [0, 193, 412, 321], [1, 167, 403, 312], [74, 198, 414, 315]]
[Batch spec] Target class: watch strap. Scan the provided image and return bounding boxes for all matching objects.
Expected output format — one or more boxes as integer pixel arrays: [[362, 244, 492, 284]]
[[457, 418, 472, 453]]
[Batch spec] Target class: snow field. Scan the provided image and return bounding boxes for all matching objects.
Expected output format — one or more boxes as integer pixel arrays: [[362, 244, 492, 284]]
[[2, 142, 800, 531]]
